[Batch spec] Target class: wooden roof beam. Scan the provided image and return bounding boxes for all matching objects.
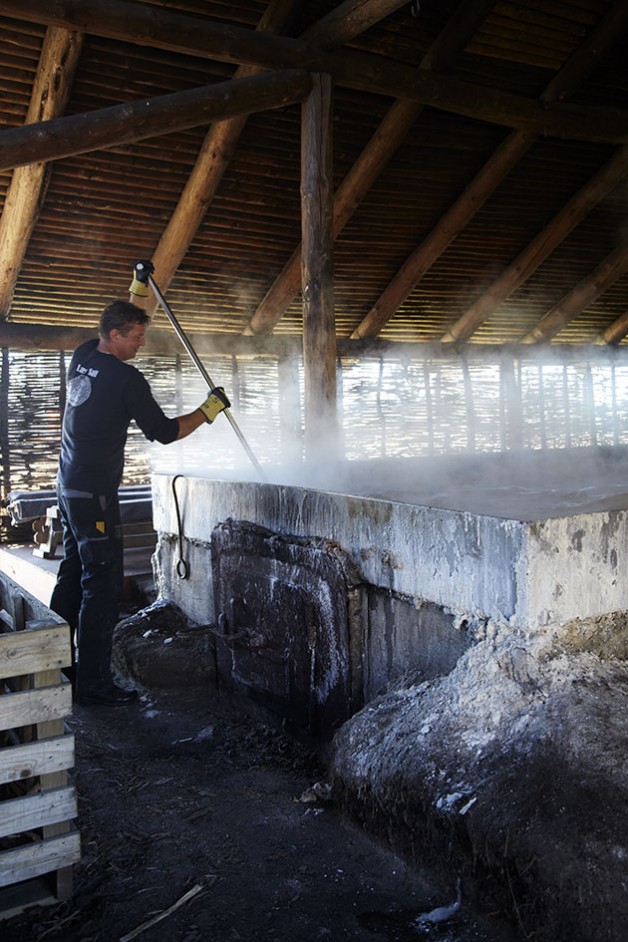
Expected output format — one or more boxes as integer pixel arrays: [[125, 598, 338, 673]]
[[144, 0, 301, 316], [599, 311, 628, 345], [0, 322, 300, 358], [0, 27, 82, 321], [0, 70, 312, 173], [442, 144, 628, 344], [2, 0, 628, 142], [304, 0, 411, 48], [351, 0, 628, 341], [244, 0, 497, 335], [145, 0, 408, 316], [521, 238, 628, 344]]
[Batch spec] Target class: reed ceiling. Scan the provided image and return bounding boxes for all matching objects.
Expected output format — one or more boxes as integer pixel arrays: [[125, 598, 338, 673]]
[[1, 0, 628, 351]]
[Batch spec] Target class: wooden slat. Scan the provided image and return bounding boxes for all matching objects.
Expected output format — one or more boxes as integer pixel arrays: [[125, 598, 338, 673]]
[[0, 832, 80, 888], [0, 734, 75, 786], [0, 685, 72, 733], [0, 626, 71, 680], [0, 785, 76, 840]]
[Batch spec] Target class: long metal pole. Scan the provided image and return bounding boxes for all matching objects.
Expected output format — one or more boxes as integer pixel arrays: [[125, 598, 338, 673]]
[[148, 273, 267, 482]]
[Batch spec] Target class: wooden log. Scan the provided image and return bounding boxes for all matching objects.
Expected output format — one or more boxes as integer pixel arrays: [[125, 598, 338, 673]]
[[145, 0, 302, 315], [443, 144, 628, 343], [351, 1, 628, 341], [245, 0, 495, 335], [304, 0, 410, 49], [0, 70, 312, 172], [521, 237, 628, 344], [301, 74, 337, 459], [145, 0, 399, 315], [1, 0, 627, 142], [0, 321, 300, 358], [0, 27, 83, 317], [599, 309, 628, 345], [351, 129, 534, 340]]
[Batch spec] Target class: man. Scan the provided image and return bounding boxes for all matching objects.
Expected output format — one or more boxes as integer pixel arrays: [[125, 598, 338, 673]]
[[50, 263, 229, 706]]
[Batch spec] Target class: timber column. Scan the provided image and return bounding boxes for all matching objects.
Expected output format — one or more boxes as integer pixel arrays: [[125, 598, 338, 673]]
[[301, 72, 339, 463]]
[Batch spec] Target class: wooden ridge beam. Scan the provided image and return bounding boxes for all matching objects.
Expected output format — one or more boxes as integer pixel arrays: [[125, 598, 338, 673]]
[[0, 27, 83, 320], [244, 0, 497, 335], [351, 0, 628, 341], [1, 0, 627, 141], [0, 70, 312, 173]]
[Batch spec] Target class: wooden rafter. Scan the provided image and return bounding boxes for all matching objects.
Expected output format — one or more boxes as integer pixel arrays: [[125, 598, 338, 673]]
[[304, 0, 411, 48], [350, 0, 628, 341], [244, 0, 497, 335], [600, 310, 628, 346], [442, 145, 628, 344], [0, 27, 83, 319], [521, 238, 628, 344], [0, 71, 312, 173], [145, 0, 408, 315], [1, 0, 627, 142]]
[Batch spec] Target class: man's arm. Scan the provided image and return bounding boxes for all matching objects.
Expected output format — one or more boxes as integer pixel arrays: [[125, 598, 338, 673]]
[[176, 408, 206, 440]]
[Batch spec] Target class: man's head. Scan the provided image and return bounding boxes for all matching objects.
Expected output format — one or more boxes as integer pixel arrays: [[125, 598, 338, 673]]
[[99, 300, 150, 361]]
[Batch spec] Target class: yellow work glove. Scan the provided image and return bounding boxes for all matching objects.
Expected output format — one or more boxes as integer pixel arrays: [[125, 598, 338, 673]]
[[129, 259, 154, 297], [129, 275, 149, 297], [199, 387, 230, 423]]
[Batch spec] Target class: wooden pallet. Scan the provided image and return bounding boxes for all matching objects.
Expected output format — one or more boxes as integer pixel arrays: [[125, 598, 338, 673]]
[[0, 571, 79, 920]]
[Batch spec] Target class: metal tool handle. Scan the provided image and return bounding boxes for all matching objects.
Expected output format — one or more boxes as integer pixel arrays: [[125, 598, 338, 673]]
[[147, 273, 267, 482]]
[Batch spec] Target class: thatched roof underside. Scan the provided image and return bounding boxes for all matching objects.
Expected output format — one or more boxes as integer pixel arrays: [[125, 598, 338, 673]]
[[1, 0, 628, 349]]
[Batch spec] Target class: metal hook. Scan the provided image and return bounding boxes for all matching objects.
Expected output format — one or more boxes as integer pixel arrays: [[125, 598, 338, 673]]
[[410, 0, 421, 17]]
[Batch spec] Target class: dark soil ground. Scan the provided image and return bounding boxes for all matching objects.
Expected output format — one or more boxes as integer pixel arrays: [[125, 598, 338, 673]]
[[2, 678, 520, 942]]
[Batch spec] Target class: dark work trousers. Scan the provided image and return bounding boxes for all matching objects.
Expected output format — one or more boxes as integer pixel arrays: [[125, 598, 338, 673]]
[[49, 490, 123, 697]]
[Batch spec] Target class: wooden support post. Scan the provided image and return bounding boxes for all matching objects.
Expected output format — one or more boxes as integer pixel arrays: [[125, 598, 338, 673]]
[[301, 73, 338, 463]]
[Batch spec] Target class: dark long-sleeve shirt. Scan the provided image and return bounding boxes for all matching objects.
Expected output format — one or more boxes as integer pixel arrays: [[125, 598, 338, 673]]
[[58, 339, 178, 494]]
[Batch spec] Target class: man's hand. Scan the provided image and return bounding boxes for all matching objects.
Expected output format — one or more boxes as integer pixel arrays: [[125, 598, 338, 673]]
[[199, 387, 230, 424], [129, 259, 155, 297]]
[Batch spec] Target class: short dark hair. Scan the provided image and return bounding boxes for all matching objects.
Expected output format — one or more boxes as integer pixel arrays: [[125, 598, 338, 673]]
[[100, 300, 150, 339]]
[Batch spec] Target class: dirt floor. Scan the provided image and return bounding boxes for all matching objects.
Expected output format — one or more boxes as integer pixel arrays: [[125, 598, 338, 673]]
[[2, 675, 521, 942]]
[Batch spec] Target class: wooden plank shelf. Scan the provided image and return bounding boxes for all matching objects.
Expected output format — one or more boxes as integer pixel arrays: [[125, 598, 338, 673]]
[[0, 569, 79, 920]]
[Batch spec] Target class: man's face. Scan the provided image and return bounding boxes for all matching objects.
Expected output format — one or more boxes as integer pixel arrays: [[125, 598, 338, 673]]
[[110, 323, 146, 361]]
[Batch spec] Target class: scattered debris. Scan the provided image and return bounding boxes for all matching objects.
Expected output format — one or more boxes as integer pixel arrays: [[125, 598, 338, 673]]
[[413, 878, 462, 930], [299, 781, 333, 803], [119, 882, 206, 941]]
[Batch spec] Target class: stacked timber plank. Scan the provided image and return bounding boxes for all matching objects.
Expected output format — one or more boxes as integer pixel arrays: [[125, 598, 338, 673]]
[[0, 571, 79, 920]]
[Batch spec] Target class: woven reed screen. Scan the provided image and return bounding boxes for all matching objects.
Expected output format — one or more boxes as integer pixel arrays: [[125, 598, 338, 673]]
[[3, 346, 628, 540]]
